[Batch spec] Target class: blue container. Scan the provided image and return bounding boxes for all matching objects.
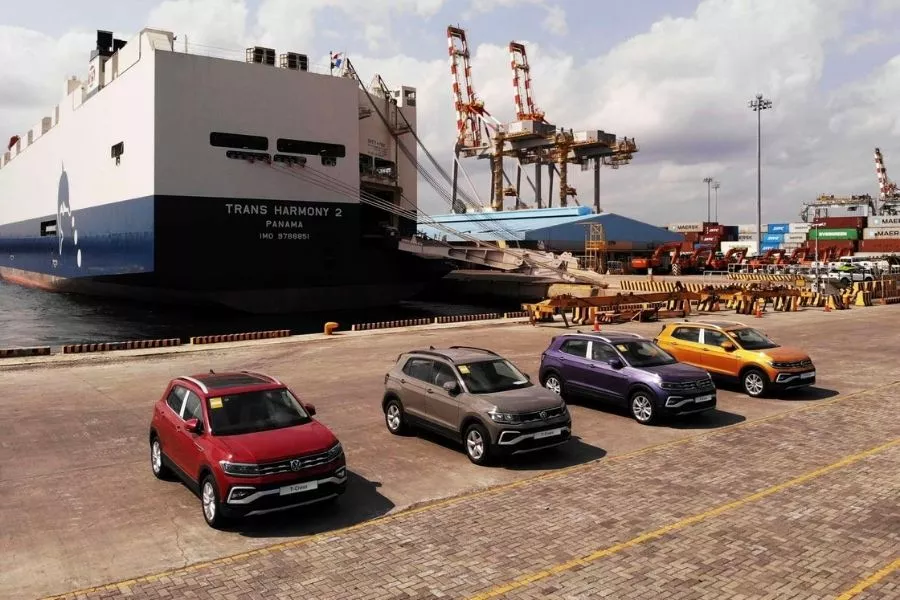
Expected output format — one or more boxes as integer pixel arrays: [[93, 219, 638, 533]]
[[763, 233, 784, 243], [767, 223, 789, 233], [760, 243, 781, 252]]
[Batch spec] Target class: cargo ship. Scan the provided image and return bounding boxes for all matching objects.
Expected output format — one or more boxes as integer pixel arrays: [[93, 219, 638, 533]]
[[0, 28, 452, 313]]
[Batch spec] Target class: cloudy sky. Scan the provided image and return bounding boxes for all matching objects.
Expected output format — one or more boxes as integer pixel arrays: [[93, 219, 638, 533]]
[[2, 0, 900, 226]]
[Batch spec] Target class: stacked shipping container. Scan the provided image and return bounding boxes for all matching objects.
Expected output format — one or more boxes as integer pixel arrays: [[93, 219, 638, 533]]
[[859, 215, 900, 253]]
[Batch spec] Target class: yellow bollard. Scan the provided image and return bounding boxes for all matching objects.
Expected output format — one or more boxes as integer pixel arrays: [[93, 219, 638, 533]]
[[324, 321, 339, 335]]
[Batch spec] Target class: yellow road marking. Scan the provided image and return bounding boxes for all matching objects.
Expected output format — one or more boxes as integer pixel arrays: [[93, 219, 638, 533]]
[[837, 556, 900, 600], [467, 438, 900, 600], [40, 380, 900, 600]]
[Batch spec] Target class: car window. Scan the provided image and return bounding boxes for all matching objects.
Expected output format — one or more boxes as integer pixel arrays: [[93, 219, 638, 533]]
[[671, 327, 700, 343], [559, 339, 588, 357], [432, 362, 459, 387], [402, 357, 434, 382], [703, 329, 730, 347], [614, 340, 677, 367], [183, 390, 203, 421], [591, 342, 619, 362], [456, 358, 531, 394], [166, 385, 187, 415], [207, 388, 311, 436], [729, 327, 779, 350]]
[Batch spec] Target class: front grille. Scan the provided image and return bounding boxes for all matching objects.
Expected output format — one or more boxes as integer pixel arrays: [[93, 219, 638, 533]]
[[772, 359, 813, 369], [514, 406, 566, 423], [257, 445, 343, 476], [662, 378, 714, 392]]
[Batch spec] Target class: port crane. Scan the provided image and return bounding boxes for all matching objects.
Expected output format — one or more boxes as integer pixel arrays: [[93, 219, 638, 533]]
[[875, 147, 900, 214], [800, 147, 900, 220]]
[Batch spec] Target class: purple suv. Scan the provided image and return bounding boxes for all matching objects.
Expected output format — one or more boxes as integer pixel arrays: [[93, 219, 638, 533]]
[[538, 331, 716, 424]]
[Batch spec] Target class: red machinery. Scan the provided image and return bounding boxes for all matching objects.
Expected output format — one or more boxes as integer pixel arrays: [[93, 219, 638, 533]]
[[630, 241, 683, 273], [707, 246, 747, 270]]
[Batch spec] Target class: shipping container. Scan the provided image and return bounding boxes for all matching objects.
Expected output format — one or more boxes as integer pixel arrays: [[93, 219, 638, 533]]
[[684, 232, 700, 243], [788, 222, 811, 233], [700, 235, 721, 244], [808, 228, 859, 241], [760, 243, 781, 252], [737, 233, 756, 241], [808, 239, 856, 250], [704, 225, 724, 236], [784, 232, 807, 243], [763, 233, 784, 243], [737, 224, 766, 233], [862, 227, 900, 240], [869, 216, 900, 228], [767, 223, 789, 233], [858, 239, 900, 253], [781, 242, 801, 250], [667, 222, 704, 233], [680, 241, 694, 252], [812, 216, 866, 229], [721, 240, 756, 256]]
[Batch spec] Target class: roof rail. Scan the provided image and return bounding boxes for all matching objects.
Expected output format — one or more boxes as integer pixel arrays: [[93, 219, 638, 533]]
[[410, 349, 454, 361], [692, 319, 747, 327], [447, 346, 499, 355], [180, 375, 209, 393], [240, 370, 281, 384]]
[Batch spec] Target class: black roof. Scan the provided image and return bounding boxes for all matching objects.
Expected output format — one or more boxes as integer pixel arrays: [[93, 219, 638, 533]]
[[559, 331, 647, 343], [405, 346, 500, 363], [188, 371, 277, 391]]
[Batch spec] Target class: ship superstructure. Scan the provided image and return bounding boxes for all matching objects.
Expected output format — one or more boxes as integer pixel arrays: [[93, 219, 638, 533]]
[[0, 28, 447, 313]]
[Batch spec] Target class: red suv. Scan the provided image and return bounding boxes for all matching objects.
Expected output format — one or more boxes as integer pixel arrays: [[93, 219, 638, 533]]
[[148, 370, 347, 528]]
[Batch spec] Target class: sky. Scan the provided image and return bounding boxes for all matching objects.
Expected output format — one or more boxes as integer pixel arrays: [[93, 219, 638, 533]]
[[2, 0, 900, 227]]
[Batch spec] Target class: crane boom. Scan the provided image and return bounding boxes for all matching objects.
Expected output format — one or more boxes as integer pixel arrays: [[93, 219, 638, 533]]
[[508, 42, 544, 122], [447, 26, 498, 154]]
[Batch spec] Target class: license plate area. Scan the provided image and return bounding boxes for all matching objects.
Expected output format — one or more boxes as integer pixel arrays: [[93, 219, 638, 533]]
[[695, 395, 714, 403], [801, 371, 815, 379], [534, 428, 563, 440], [279, 480, 318, 496]]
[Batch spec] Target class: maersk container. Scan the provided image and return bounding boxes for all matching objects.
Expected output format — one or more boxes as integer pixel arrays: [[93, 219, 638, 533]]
[[767, 223, 789, 233], [789, 222, 811, 233], [737, 233, 756, 241], [862, 227, 900, 240], [667, 222, 704, 233], [869, 216, 900, 228], [807, 228, 859, 241], [763, 233, 784, 243]]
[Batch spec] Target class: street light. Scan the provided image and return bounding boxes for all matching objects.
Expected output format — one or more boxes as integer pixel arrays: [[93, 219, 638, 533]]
[[712, 181, 720, 222], [703, 177, 713, 222], [749, 93, 772, 253]]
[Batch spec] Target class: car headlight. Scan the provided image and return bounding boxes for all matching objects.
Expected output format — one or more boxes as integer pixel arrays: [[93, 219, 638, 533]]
[[489, 411, 519, 423], [326, 442, 344, 460], [219, 461, 261, 477]]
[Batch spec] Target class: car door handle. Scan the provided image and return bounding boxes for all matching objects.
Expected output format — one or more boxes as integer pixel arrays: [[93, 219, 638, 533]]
[[400, 378, 406, 384], [426, 388, 434, 394]]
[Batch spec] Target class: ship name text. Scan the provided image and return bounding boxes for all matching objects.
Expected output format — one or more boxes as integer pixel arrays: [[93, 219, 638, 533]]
[[225, 203, 343, 218]]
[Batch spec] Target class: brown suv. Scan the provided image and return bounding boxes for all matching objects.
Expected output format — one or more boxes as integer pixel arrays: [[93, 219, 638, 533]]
[[382, 346, 572, 465]]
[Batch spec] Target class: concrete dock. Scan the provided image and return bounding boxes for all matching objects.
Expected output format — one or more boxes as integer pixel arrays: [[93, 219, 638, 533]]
[[2, 305, 899, 599]]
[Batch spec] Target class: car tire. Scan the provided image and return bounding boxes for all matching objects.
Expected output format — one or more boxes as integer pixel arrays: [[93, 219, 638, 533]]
[[630, 390, 657, 425], [200, 474, 227, 529], [463, 423, 493, 466], [742, 368, 769, 398], [384, 398, 409, 435], [542, 371, 566, 398], [150, 435, 172, 480]]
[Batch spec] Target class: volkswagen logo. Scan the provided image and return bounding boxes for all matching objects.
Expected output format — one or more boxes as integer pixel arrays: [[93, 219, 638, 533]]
[[540, 410, 547, 420], [290, 459, 302, 471]]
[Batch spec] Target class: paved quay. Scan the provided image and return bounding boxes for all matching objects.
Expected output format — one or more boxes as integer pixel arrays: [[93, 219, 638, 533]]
[[1, 304, 898, 599]]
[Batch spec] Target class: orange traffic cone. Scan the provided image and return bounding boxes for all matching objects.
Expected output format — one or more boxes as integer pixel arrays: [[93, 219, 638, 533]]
[[593, 313, 601, 331], [754, 304, 763, 318], [824, 302, 832, 312]]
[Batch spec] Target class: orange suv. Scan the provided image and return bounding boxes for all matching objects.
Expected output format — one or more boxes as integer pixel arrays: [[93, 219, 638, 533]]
[[654, 320, 815, 397]]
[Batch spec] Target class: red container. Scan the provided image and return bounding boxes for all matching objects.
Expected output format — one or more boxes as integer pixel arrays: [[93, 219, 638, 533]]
[[813, 216, 867, 229], [859, 239, 900, 253], [684, 232, 700, 243], [704, 225, 724, 236], [680, 241, 694, 252], [810, 239, 856, 250], [700, 235, 721, 244]]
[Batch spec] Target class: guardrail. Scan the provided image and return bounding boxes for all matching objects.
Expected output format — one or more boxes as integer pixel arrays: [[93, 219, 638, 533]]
[[63, 338, 182, 354]]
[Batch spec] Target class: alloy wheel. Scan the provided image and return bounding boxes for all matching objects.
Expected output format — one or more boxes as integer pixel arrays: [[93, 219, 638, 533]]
[[631, 394, 654, 423], [202, 481, 216, 523], [151, 440, 162, 474], [386, 404, 401, 431], [466, 429, 485, 460], [545, 375, 562, 395], [744, 372, 765, 396]]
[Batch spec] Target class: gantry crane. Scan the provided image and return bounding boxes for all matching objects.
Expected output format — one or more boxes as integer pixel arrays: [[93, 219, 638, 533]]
[[875, 147, 900, 214]]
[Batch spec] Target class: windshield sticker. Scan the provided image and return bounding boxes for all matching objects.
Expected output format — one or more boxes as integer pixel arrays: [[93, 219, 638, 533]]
[[209, 397, 223, 409], [616, 344, 628, 352], [458, 365, 471, 374]]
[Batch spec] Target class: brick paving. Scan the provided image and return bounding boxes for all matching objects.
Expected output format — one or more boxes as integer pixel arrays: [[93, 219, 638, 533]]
[[49, 385, 899, 600]]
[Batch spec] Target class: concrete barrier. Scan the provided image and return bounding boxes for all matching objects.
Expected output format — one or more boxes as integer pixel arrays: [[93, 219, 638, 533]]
[[351, 318, 432, 332], [62, 338, 181, 354], [434, 313, 502, 324], [189, 330, 290, 345], [0, 346, 52, 359]]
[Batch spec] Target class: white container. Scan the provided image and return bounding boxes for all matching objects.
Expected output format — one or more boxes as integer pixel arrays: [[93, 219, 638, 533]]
[[721, 240, 757, 256], [667, 222, 704, 233], [789, 222, 811, 233], [737, 224, 759, 234], [869, 216, 900, 227], [784, 232, 807, 243], [737, 233, 756, 241], [862, 226, 900, 240]]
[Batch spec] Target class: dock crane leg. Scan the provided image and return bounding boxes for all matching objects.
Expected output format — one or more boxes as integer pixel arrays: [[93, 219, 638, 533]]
[[535, 162, 542, 208], [515, 163, 522, 209], [548, 164, 554, 208], [451, 149, 461, 213], [593, 158, 600, 212]]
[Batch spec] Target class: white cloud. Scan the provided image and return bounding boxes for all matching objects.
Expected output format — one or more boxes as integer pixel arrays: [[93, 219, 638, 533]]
[[2, 0, 899, 227], [542, 5, 568, 36], [843, 29, 887, 54]]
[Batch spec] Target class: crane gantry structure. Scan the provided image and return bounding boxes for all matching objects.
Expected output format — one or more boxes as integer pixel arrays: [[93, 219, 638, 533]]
[[446, 25, 639, 214], [800, 147, 900, 220]]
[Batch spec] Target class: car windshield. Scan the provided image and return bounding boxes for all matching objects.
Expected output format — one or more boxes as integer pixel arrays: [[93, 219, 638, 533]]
[[613, 340, 677, 368], [206, 388, 311, 436], [728, 327, 779, 350], [456, 358, 531, 394]]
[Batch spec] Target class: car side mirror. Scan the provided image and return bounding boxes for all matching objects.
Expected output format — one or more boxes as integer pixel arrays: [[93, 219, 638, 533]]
[[607, 358, 624, 369], [442, 380, 460, 395], [304, 402, 316, 416], [721, 341, 736, 352], [184, 418, 202, 434]]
